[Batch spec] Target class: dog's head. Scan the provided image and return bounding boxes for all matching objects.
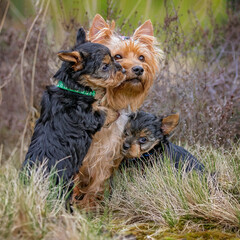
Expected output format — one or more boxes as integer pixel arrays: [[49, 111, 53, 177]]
[[88, 14, 164, 111], [55, 28, 125, 90], [121, 111, 179, 158]]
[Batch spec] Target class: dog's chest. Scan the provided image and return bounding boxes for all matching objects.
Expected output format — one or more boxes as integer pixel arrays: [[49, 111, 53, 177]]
[[106, 110, 129, 161], [114, 109, 130, 135]]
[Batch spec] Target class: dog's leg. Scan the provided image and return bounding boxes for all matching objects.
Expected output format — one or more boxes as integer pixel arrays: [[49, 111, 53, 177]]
[[73, 155, 124, 210], [92, 101, 119, 127]]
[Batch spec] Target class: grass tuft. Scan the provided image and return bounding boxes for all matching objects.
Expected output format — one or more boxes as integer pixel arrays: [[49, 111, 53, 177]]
[[0, 145, 240, 239], [108, 144, 240, 234]]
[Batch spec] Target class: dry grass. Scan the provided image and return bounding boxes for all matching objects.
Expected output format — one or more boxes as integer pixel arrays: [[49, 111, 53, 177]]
[[0, 160, 114, 240], [107, 144, 240, 238], [1, 4, 239, 161], [0, 144, 240, 239], [0, 1, 240, 239], [109, 144, 240, 229]]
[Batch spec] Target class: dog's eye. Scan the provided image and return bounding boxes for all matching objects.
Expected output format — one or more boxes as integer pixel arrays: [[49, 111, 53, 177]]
[[139, 137, 147, 144], [114, 54, 122, 60], [139, 55, 145, 62], [102, 64, 109, 71]]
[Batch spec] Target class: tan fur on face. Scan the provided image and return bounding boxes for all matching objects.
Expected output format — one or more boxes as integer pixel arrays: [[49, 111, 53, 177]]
[[103, 41, 157, 111], [88, 14, 164, 111], [128, 144, 141, 158], [139, 129, 149, 137], [103, 55, 111, 64], [79, 71, 125, 90], [122, 128, 160, 158]]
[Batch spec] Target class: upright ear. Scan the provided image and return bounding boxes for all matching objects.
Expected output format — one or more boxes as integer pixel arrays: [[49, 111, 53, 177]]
[[133, 20, 154, 45], [161, 113, 180, 136], [76, 27, 87, 45], [57, 51, 84, 71], [89, 14, 114, 42]]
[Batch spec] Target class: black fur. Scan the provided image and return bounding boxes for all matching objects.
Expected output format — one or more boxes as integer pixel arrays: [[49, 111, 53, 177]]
[[121, 111, 204, 172], [22, 28, 118, 192]]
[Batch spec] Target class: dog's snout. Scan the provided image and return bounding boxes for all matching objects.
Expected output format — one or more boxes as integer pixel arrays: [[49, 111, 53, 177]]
[[123, 142, 130, 150], [132, 66, 144, 76], [115, 62, 123, 71]]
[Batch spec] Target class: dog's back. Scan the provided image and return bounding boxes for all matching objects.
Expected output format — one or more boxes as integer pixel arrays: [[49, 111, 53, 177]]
[[121, 142, 204, 173], [165, 142, 204, 172], [23, 85, 104, 186]]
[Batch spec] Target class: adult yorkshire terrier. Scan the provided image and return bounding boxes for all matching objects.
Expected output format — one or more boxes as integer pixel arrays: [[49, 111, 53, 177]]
[[72, 15, 164, 208], [22, 28, 125, 195]]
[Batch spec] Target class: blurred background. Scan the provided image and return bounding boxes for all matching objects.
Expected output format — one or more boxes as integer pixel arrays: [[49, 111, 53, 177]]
[[0, 0, 239, 163]]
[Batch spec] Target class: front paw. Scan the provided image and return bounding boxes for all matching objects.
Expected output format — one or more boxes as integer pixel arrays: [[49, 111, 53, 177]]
[[104, 109, 120, 127]]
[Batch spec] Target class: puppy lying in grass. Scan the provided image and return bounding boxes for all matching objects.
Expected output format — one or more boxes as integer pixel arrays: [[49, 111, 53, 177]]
[[120, 111, 204, 172]]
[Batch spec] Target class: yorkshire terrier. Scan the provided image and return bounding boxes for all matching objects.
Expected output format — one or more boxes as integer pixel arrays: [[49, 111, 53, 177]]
[[120, 111, 205, 172], [22, 28, 125, 195], [72, 15, 164, 209]]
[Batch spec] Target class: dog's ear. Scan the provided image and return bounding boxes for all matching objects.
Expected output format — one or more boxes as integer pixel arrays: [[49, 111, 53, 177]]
[[110, 20, 115, 30], [76, 27, 86, 45], [161, 113, 179, 136], [89, 14, 108, 37], [133, 20, 154, 46], [57, 51, 84, 71], [57, 51, 81, 63], [89, 14, 114, 42]]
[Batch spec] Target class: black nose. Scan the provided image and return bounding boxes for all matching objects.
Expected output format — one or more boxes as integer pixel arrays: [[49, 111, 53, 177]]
[[123, 142, 130, 150], [132, 66, 144, 76], [115, 62, 123, 71]]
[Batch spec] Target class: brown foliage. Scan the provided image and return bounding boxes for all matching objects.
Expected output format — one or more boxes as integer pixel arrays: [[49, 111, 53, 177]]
[[0, 6, 239, 160]]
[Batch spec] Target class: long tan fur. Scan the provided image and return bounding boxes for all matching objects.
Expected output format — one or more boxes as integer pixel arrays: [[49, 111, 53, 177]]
[[72, 14, 164, 209]]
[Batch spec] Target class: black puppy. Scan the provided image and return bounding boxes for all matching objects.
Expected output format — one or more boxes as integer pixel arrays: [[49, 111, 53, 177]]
[[121, 111, 204, 172], [22, 28, 125, 192]]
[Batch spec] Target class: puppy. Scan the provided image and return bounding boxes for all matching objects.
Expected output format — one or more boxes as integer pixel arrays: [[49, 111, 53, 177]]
[[22, 28, 125, 194], [121, 111, 204, 172], [72, 15, 164, 209]]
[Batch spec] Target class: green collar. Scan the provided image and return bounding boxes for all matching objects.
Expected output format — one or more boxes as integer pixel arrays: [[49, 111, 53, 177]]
[[57, 81, 96, 97]]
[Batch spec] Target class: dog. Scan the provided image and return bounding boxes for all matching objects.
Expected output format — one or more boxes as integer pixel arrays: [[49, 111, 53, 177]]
[[22, 28, 125, 195], [72, 14, 164, 209], [120, 111, 205, 172]]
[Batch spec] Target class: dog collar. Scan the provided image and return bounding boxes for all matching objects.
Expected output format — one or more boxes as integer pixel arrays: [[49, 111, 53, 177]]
[[142, 152, 154, 157], [57, 81, 96, 97]]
